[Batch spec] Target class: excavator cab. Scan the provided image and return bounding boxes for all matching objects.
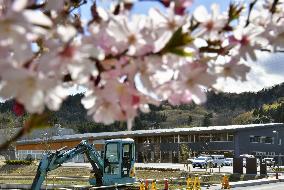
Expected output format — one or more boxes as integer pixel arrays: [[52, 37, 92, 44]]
[[100, 138, 136, 186]]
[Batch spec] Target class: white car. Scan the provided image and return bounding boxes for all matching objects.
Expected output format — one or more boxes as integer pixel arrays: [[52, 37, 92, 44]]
[[263, 158, 275, 167], [187, 157, 195, 164], [210, 155, 225, 167], [192, 156, 213, 168], [224, 158, 233, 166]]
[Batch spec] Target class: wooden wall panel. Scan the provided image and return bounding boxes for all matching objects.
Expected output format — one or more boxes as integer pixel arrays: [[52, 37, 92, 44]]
[[16, 140, 104, 151]]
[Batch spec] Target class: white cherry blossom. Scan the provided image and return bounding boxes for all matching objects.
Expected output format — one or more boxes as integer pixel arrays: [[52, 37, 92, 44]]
[[149, 6, 187, 52], [0, 65, 67, 113], [193, 4, 227, 40], [217, 57, 251, 81], [107, 15, 147, 55]]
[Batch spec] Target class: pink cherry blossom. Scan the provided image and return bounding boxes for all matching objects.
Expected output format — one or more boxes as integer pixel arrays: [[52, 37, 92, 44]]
[[229, 26, 267, 61]]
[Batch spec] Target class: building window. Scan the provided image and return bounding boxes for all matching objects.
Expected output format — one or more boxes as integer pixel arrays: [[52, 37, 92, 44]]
[[180, 135, 188, 143], [147, 137, 154, 143], [138, 137, 147, 144], [228, 134, 234, 142], [174, 135, 179, 143], [250, 135, 274, 144], [195, 134, 200, 142], [265, 137, 273, 144], [211, 133, 228, 142], [137, 137, 143, 143], [260, 136, 266, 143], [189, 135, 194, 142], [250, 136, 261, 143], [212, 134, 220, 141], [154, 136, 160, 143], [161, 136, 174, 143], [199, 134, 211, 142]]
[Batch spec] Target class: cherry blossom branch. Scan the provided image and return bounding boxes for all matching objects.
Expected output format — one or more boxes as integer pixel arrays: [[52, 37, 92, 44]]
[[0, 114, 50, 151], [260, 48, 284, 53], [68, 0, 87, 13], [245, 0, 258, 27], [270, 0, 279, 14], [0, 128, 26, 150]]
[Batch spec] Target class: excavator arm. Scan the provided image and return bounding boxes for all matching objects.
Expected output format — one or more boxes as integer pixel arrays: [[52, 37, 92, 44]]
[[31, 140, 104, 190]]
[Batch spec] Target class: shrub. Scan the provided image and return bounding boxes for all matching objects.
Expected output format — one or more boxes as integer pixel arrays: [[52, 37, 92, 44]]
[[4, 160, 32, 165], [272, 167, 284, 172], [135, 167, 180, 171], [25, 154, 34, 162]]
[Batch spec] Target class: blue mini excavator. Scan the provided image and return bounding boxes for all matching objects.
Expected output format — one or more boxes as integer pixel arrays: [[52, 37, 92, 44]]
[[31, 138, 136, 190]]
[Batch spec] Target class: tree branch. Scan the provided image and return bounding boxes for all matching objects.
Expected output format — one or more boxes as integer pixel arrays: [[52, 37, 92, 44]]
[[260, 48, 284, 53], [245, 0, 258, 27], [0, 128, 25, 150]]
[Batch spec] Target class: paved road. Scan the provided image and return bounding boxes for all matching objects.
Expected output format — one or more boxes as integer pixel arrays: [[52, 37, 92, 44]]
[[135, 163, 242, 174], [232, 182, 284, 190], [201, 182, 284, 190], [63, 162, 273, 174]]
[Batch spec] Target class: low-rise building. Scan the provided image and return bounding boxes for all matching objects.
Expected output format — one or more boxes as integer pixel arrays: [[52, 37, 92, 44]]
[[15, 123, 284, 163]]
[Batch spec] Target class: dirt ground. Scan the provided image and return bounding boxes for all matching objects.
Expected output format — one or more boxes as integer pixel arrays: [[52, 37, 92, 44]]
[[0, 161, 183, 179], [0, 162, 91, 177]]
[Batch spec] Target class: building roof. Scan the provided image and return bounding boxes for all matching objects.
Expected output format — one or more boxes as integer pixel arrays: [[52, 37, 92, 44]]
[[16, 123, 284, 145], [20, 126, 75, 141]]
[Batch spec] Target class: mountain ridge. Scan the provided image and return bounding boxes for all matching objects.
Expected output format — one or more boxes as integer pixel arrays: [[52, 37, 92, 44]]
[[0, 83, 283, 133]]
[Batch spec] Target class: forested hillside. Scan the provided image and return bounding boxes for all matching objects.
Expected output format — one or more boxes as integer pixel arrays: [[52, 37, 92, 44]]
[[1, 83, 284, 133]]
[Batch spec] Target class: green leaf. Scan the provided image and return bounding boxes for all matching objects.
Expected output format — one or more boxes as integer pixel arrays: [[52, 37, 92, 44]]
[[228, 3, 243, 21], [169, 48, 193, 57], [161, 27, 194, 57]]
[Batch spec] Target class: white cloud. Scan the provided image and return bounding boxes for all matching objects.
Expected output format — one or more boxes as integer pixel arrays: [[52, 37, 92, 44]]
[[68, 84, 86, 95], [215, 52, 284, 93]]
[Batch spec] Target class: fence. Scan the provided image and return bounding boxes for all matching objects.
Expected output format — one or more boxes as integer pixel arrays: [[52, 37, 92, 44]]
[[0, 150, 16, 160]]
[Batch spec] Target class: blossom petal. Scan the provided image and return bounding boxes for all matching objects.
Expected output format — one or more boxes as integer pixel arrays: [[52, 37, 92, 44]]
[[23, 10, 53, 27], [12, 0, 28, 12]]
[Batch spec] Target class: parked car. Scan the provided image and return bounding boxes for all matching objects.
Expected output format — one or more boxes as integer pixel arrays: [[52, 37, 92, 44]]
[[187, 157, 195, 164], [192, 156, 213, 169], [210, 155, 225, 167], [263, 158, 275, 167], [224, 158, 233, 166]]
